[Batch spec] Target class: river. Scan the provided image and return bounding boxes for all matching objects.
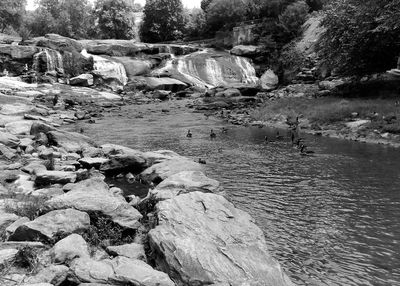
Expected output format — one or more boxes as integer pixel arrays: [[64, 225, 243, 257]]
[[70, 99, 400, 286]]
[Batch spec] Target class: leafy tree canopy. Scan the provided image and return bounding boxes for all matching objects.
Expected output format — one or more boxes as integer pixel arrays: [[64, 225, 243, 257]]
[[140, 0, 186, 43], [0, 0, 26, 32]]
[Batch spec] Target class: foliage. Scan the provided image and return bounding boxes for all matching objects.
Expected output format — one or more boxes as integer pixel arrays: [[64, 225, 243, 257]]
[[82, 212, 135, 247], [4, 195, 47, 220], [184, 8, 207, 39], [277, 1, 309, 41], [317, 0, 400, 75], [94, 0, 135, 39], [63, 51, 94, 77], [141, 0, 186, 43], [27, 0, 94, 39], [0, 0, 26, 32], [14, 246, 40, 272]]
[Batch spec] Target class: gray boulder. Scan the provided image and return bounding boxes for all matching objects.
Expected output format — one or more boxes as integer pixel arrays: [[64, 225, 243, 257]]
[[34, 170, 77, 186], [150, 171, 222, 201], [47, 130, 96, 153], [25, 265, 69, 286], [9, 209, 90, 242], [50, 233, 90, 264], [70, 74, 94, 87], [230, 45, 261, 57], [140, 159, 204, 184], [149, 192, 294, 286], [70, 256, 174, 286], [0, 131, 20, 148], [261, 69, 279, 91], [106, 243, 146, 261], [47, 178, 142, 229]]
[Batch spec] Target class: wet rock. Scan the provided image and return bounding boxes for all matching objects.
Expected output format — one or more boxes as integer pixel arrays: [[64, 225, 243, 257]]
[[230, 45, 261, 57], [70, 74, 94, 87], [50, 234, 90, 264], [79, 157, 109, 169], [0, 131, 20, 148], [149, 192, 294, 286], [150, 171, 222, 201], [47, 178, 142, 229], [0, 143, 17, 160], [140, 158, 204, 184], [34, 170, 77, 186], [106, 243, 146, 261], [69, 256, 174, 286], [261, 69, 279, 91], [30, 122, 55, 136], [47, 130, 96, 153], [25, 265, 69, 286], [9, 208, 90, 242]]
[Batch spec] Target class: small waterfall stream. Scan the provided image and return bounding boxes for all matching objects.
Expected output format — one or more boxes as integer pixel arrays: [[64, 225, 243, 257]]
[[33, 48, 64, 74]]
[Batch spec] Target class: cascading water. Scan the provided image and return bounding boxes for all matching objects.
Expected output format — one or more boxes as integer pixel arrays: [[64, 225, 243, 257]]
[[154, 49, 260, 89], [33, 48, 64, 74], [81, 49, 128, 86]]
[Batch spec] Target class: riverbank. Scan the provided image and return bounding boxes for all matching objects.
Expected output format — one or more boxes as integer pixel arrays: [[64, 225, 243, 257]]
[[0, 80, 293, 285], [212, 95, 400, 148]]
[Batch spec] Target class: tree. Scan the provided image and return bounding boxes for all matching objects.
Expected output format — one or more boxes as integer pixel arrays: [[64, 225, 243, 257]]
[[140, 0, 186, 43], [201, 0, 213, 11], [95, 0, 135, 39], [0, 0, 26, 32], [184, 8, 207, 39], [317, 0, 400, 75]]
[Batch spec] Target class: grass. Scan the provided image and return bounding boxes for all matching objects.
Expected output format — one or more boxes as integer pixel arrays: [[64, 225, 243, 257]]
[[4, 195, 47, 220], [0, 245, 40, 281], [252, 97, 400, 131]]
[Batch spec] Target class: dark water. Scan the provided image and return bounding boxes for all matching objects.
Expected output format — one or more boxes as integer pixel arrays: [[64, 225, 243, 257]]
[[73, 101, 400, 286]]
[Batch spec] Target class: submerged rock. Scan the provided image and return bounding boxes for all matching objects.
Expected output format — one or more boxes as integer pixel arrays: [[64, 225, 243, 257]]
[[149, 191, 294, 286]]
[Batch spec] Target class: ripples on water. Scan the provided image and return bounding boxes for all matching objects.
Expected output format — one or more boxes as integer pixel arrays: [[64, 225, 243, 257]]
[[74, 102, 400, 286]]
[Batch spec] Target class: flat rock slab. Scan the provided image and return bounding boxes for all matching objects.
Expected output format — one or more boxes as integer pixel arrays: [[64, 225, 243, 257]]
[[106, 243, 146, 261], [150, 171, 222, 201], [70, 256, 174, 286], [0, 131, 20, 148], [9, 208, 90, 242], [79, 157, 109, 169], [47, 130, 96, 153], [47, 178, 142, 229], [141, 159, 204, 184], [5, 120, 33, 135], [149, 191, 294, 286], [35, 170, 77, 186]]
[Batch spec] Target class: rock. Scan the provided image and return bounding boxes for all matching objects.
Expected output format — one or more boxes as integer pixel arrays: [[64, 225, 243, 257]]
[[0, 248, 18, 265], [230, 45, 261, 57], [70, 74, 94, 87], [153, 90, 171, 100], [215, 88, 241, 98], [22, 161, 47, 175], [70, 256, 174, 286], [0, 143, 17, 160], [142, 150, 183, 166], [34, 170, 77, 186], [30, 122, 55, 136], [5, 217, 30, 236], [0, 131, 20, 149], [5, 120, 33, 135], [9, 209, 90, 242], [50, 234, 90, 264], [149, 192, 294, 286], [150, 171, 222, 201], [140, 159, 204, 184], [29, 34, 83, 53], [32, 186, 64, 198], [114, 57, 153, 79], [25, 265, 69, 286], [47, 178, 142, 229], [261, 69, 279, 91], [132, 76, 188, 92], [79, 157, 109, 170], [47, 130, 96, 153], [19, 137, 34, 149], [0, 44, 39, 59], [106, 243, 146, 261], [319, 79, 346, 91], [345, 120, 371, 129]]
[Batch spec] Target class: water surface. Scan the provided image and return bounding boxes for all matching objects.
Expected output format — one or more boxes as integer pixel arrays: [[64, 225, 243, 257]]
[[72, 100, 400, 286]]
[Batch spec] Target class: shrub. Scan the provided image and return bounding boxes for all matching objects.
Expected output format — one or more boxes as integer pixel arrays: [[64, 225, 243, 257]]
[[13, 245, 40, 272]]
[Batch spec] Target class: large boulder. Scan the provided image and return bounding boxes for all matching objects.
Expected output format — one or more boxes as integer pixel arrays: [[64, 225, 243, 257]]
[[130, 76, 188, 92], [70, 74, 94, 87], [24, 265, 69, 286], [99, 144, 147, 173], [47, 130, 96, 153], [106, 243, 146, 261], [149, 192, 294, 286], [142, 150, 183, 166], [69, 256, 174, 286], [140, 159, 204, 184], [5, 120, 33, 135], [29, 34, 83, 53], [34, 170, 77, 186], [50, 233, 90, 264], [0, 44, 39, 59], [113, 57, 153, 79], [46, 178, 142, 229], [0, 131, 20, 148], [9, 209, 90, 242], [261, 69, 279, 91], [150, 171, 222, 201], [230, 45, 262, 57]]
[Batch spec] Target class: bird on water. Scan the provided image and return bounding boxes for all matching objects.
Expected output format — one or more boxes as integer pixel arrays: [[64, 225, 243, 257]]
[[210, 129, 216, 138], [186, 130, 192, 138]]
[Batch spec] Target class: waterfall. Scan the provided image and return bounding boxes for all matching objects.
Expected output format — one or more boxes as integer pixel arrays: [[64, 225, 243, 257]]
[[33, 48, 64, 74], [233, 56, 259, 84], [81, 49, 128, 86], [205, 58, 226, 87]]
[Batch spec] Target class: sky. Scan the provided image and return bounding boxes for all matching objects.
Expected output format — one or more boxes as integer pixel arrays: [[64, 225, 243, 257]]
[[26, 0, 201, 10]]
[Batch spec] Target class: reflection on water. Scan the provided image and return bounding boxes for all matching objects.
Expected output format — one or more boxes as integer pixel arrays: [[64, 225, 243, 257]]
[[75, 101, 400, 286]]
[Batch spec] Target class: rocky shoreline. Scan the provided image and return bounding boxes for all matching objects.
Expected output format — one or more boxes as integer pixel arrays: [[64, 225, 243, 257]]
[[0, 80, 293, 285]]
